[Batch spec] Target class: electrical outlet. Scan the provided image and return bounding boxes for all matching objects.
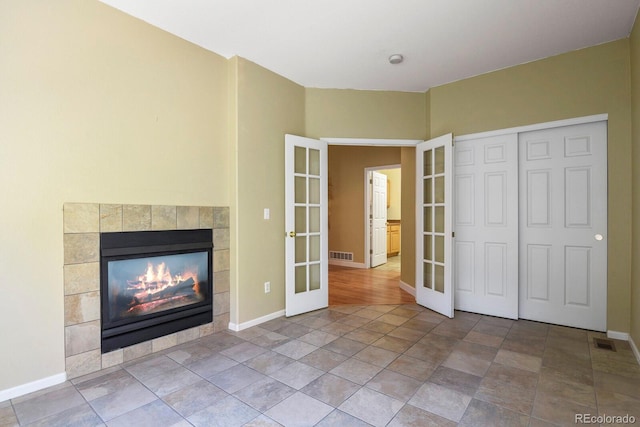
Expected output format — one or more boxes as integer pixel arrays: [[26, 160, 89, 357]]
[[264, 281, 271, 293]]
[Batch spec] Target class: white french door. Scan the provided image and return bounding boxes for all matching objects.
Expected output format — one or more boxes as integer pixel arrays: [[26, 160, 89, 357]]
[[370, 171, 388, 268], [416, 134, 454, 318], [284, 134, 328, 317]]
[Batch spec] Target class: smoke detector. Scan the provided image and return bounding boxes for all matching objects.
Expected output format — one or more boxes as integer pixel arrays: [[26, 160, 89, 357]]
[[389, 54, 404, 64]]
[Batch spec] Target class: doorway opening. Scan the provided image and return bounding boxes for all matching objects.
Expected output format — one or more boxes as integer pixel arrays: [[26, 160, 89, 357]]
[[325, 141, 416, 306]]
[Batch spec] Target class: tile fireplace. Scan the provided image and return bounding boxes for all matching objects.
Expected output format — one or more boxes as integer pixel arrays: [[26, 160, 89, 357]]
[[100, 229, 213, 353], [63, 203, 230, 380]]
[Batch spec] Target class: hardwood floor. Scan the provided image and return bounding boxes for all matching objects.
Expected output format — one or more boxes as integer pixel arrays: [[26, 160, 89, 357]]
[[329, 256, 415, 305]]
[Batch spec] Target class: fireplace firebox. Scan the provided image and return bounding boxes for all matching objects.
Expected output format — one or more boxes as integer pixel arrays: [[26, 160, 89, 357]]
[[100, 229, 213, 353]]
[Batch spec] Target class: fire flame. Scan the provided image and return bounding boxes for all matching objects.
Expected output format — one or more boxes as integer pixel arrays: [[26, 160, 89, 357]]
[[127, 262, 198, 299]]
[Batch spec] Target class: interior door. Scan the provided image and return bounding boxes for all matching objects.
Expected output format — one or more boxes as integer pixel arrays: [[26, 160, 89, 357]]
[[416, 134, 454, 317], [285, 134, 328, 317], [454, 134, 519, 319], [518, 121, 607, 331], [370, 171, 388, 268]]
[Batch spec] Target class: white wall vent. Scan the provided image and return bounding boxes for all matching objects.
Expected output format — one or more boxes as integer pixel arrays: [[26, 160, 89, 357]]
[[329, 251, 353, 261]]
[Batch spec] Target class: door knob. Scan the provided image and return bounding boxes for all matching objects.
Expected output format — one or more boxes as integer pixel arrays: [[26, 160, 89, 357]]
[[594, 234, 603, 241], [289, 231, 296, 238]]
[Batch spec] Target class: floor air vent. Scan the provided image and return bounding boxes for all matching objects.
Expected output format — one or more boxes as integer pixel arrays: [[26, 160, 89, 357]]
[[329, 251, 353, 261], [593, 337, 616, 352]]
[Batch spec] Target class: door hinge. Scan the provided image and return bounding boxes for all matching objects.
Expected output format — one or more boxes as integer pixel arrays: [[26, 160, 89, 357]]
[[370, 179, 373, 184], [452, 231, 455, 238], [370, 249, 373, 254]]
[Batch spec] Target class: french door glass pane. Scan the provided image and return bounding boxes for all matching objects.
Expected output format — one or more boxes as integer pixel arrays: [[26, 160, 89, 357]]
[[424, 206, 433, 232], [309, 235, 320, 261], [424, 150, 433, 176], [295, 236, 306, 263], [295, 177, 306, 203], [435, 176, 445, 203], [295, 265, 307, 294], [295, 207, 306, 233], [435, 146, 445, 174], [309, 263, 320, 290], [295, 147, 306, 174], [424, 178, 433, 204], [309, 178, 320, 204], [423, 262, 433, 289], [435, 206, 444, 233], [435, 236, 444, 263], [424, 235, 432, 261], [309, 149, 320, 175], [435, 264, 445, 293], [309, 207, 320, 233]]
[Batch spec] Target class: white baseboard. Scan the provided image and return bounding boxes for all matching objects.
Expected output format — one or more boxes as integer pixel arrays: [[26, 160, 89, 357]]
[[328, 259, 366, 269], [630, 336, 640, 366], [0, 372, 66, 402], [228, 310, 285, 332], [399, 280, 416, 298], [607, 330, 629, 341]]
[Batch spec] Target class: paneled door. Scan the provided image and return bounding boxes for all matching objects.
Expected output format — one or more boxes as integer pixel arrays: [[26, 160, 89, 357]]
[[518, 121, 607, 331], [454, 134, 519, 319], [370, 171, 388, 268], [285, 134, 328, 317], [416, 134, 454, 318]]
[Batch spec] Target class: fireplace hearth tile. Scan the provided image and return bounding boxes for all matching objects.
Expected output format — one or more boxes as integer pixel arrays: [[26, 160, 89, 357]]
[[213, 206, 230, 228], [64, 233, 99, 264], [177, 205, 200, 229], [123, 341, 152, 362], [214, 312, 231, 333], [199, 206, 214, 229], [64, 203, 99, 233], [214, 249, 230, 272], [65, 320, 100, 356], [66, 349, 102, 379], [199, 322, 215, 337], [152, 333, 179, 353], [122, 205, 151, 231], [214, 291, 230, 316], [214, 270, 230, 293], [99, 204, 123, 232], [102, 349, 124, 369], [64, 291, 100, 326], [214, 228, 230, 250], [152, 205, 177, 230], [64, 262, 99, 295], [177, 326, 201, 344]]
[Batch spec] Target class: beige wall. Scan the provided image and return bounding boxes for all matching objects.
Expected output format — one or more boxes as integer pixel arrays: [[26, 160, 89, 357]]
[[328, 147, 401, 263], [305, 89, 427, 140], [0, 1, 229, 391], [430, 40, 633, 333], [630, 18, 640, 348], [232, 58, 305, 323], [400, 147, 417, 287]]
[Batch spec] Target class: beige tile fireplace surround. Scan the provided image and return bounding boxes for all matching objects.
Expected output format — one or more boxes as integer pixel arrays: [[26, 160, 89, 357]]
[[63, 203, 230, 379]]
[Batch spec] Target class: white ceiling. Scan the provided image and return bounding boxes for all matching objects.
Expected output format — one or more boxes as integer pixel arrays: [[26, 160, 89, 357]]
[[100, 0, 640, 92]]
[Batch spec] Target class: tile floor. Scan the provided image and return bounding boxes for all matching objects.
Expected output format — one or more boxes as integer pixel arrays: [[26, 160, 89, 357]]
[[2, 304, 640, 426]]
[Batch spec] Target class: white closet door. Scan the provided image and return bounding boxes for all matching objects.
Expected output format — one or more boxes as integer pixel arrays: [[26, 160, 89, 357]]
[[454, 134, 519, 319], [518, 121, 607, 331]]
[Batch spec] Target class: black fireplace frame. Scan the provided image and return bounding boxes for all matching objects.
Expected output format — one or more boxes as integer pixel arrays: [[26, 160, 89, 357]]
[[100, 229, 213, 353]]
